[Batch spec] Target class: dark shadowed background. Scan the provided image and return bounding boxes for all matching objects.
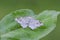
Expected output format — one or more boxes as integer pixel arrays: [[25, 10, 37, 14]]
[[0, 0, 60, 40]]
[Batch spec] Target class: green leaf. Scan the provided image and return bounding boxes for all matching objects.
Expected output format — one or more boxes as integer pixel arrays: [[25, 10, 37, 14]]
[[35, 10, 60, 39], [0, 9, 60, 40]]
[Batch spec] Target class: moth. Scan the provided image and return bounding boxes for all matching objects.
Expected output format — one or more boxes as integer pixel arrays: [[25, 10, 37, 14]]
[[15, 17, 43, 30]]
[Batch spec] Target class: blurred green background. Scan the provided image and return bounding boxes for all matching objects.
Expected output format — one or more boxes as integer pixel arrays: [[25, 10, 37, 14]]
[[0, 0, 60, 40]]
